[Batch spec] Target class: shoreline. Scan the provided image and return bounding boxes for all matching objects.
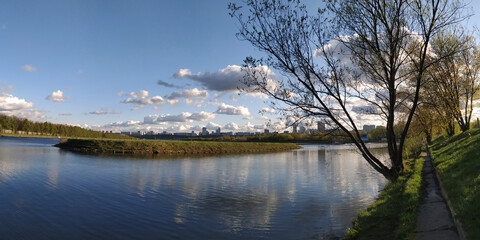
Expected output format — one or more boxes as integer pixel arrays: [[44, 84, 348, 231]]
[[55, 138, 302, 155]]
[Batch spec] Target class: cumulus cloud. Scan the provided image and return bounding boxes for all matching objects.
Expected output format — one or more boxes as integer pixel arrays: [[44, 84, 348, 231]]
[[46, 90, 69, 102], [215, 103, 250, 116], [144, 111, 216, 124], [104, 120, 142, 128], [89, 107, 121, 115], [15, 109, 47, 120], [172, 65, 276, 96], [0, 93, 46, 120], [121, 90, 166, 110], [224, 122, 240, 130], [185, 99, 205, 108], [22, 65, 37, 72], [167, 99, 179, 105], [167, 88, 209, 100], [0, 93, 34, 111]]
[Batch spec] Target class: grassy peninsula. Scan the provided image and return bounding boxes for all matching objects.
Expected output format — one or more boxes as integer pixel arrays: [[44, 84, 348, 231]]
[[430, 129, 480, 239], [55, 138, 302, 155], [345, 156, 423, 240]]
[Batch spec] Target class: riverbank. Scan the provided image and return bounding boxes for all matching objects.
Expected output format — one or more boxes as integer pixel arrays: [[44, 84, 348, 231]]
[[1, 133, 61, 138], [345, 156, 423, 240], [55, 138, 302, 155], [429, 129, 480, 240]]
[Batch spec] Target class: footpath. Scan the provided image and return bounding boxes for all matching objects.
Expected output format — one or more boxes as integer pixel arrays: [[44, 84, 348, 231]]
[[414, 152, 460, 240]]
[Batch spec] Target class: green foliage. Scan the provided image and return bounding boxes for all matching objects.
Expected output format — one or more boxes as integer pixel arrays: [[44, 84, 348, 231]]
[[430, 129, 480, 239], [345, 157, 423, 240], [370, 126, 386, 141], [56, 139, 302, 154], [0, 114, 131, 139]]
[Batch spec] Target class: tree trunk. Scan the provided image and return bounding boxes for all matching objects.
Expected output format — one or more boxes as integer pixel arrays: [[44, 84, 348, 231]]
[[446, 121, 455, 136]]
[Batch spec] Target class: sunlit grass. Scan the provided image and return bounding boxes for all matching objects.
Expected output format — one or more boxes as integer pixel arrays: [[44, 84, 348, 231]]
[[345, 156, 423, 240], [430, 129, 480, 240]]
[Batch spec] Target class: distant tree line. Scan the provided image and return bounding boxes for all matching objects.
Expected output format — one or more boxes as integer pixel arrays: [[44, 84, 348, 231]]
[[0, 115, 130, 139]]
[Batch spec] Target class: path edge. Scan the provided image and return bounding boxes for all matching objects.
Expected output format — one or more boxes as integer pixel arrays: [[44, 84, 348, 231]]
[[425, 146, 467, 240]]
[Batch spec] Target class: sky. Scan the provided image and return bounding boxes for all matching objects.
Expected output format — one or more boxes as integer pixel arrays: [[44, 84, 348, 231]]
[[1, 0, 479, 134]]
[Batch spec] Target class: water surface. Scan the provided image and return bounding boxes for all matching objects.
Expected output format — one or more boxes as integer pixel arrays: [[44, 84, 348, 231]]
[[0, 137, 388, 239]]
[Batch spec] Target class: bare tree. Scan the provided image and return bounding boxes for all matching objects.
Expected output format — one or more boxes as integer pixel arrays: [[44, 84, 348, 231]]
[[229, 0, 466, 180]]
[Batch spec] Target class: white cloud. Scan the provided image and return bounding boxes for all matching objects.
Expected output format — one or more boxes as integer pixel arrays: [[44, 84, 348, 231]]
[[46, 90, 69, 102], [22, 65, 37, 72], [89, 107, 121, 115], [224, 122, 240, 130], [121, 90, 166, 110], [144, 111, 216, 124], [229, 94, 238, 102], [0, 93, 46, 120], [215, 103, 250, 116], [167, 88, 209, 100], [185, 99, 205, 108], [167, 99, 179, 105], [59, 113, 72, 116], [15, 109, 47, 120], [0, 93, 34, 111], [77, 69, 84, 74]]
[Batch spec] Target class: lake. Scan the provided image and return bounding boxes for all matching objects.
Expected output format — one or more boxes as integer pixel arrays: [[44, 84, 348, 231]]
[[0, 137, 388, 239]]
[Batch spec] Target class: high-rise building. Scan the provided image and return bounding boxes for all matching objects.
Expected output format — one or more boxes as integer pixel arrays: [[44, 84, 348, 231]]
[[202, 127, 207, 136], [363, 125, 376, 132], [317, 121, 325, 132], [264, 129, 270, 134], [216, 127, 221, 135]]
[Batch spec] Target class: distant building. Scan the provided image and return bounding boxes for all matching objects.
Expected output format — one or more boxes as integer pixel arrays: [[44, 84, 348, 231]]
[[202, 127, 207, 136], [317, 121, 325, 132], [216, 127, 221, 135], [235, 132, 252, 136], [120, 131, 131, 135], [264, 129, 270, 134], [283, 131, 289, 134], [361, 133, 369, 141], [363, 125, 376, 132]]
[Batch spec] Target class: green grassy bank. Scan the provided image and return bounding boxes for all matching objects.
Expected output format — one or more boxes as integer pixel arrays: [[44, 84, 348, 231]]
[[55, 138, 302, 155], [430, 129, 480, 239], [345, 156, 424, 240], [1, 133, 62, 138]]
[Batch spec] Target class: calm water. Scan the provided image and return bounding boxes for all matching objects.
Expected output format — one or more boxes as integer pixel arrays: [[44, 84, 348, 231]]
[[0, 137, 388, 239]]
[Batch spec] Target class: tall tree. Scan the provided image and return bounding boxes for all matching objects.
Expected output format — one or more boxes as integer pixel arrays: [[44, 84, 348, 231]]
[[229, 0, 466, 179], [426, 31, 480, 132]]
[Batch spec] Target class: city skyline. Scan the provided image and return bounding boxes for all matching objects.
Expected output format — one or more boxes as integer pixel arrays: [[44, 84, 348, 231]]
[[1, 1, 480, 133]]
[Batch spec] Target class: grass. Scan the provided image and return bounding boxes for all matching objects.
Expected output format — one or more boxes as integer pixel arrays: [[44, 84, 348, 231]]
[[430, 128, 480, 240], [345, 156, 424, 240], [1, 133, 62, 138], [55, 138, 302, 155]]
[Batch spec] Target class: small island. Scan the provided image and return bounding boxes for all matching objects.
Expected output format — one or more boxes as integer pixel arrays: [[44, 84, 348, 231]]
[[55, 138, 302, 155]]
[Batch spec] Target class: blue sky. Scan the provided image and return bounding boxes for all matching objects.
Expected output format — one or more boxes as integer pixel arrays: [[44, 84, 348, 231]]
[[0, 1, 479, 133]]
